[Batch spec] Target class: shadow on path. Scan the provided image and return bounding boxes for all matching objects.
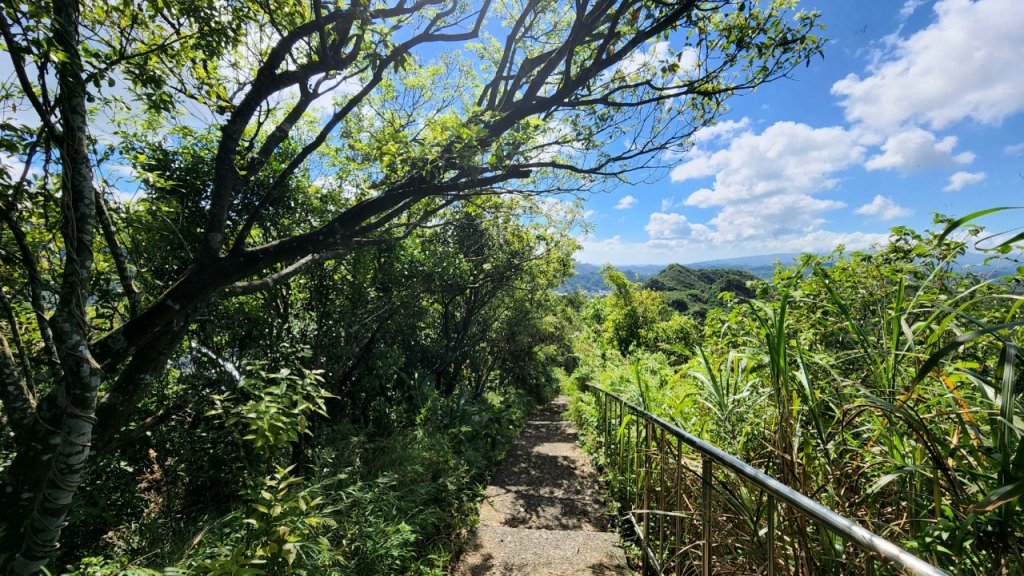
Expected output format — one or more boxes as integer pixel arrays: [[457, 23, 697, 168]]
[[452, 397, 630, 575]]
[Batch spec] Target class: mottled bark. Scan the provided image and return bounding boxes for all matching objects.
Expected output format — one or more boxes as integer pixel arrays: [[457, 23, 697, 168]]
[[9, 0, 101, 572], [93, 321, 189, 451]]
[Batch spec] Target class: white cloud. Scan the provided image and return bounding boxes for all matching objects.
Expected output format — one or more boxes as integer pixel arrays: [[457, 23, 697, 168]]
[[618, 41, 671, 76], [615, 194, 637, 210], [706, 194, 847, 243], [645, 212, 710, 240], [577, 229, 888, 266], [864, 127, 974, 171], [856, 195, 914, 220], [617, 41, 698, 81], [691, 117, 751, 144], [1004, 143, 1024, 157], [832, 0, 1024, 131], [660, 197, 675, 211], [900, 0, 927, 19], [943, 170, 986, 191], [673, 121, 865, 207]]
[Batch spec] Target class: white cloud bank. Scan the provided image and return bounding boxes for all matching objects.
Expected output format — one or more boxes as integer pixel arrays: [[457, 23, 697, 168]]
[[864, 128, 974, 171], [832, 0, 1024, 131], [673, 121, 866, 207]]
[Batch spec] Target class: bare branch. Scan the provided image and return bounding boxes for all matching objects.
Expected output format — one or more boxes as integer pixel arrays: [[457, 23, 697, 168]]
[[95, 187, 142, 317], [0, 8, 61, 141], [0, 205, 59, 366], [221, 249, 347, 298]]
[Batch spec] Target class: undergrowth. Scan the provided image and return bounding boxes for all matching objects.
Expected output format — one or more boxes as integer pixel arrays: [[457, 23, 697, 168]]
[[60, 387, 537, 576]]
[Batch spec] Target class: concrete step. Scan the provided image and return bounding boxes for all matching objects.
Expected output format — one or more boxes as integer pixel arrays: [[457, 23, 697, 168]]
[[453, 525, 630, 576]]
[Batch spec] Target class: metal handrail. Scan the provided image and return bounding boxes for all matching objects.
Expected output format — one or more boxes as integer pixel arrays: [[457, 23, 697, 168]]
[[582, 383, 950, 576]]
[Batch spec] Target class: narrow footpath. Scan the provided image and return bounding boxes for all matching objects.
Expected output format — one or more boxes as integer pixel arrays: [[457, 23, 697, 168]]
[[453, 397, 631, 575]]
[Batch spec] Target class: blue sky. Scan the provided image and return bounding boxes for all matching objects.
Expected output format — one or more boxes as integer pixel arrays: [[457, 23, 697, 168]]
[[578, 0, 1024, 264]]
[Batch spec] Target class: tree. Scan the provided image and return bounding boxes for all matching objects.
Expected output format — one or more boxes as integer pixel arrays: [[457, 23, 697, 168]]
[[0, 0, 823, 571], [600, 265, 671, 355]]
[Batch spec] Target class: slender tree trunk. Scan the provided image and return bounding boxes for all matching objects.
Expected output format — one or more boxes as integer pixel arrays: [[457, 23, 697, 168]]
[[8, 1, 100, 572]]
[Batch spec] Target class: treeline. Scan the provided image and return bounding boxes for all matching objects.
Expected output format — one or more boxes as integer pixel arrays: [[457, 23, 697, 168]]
[[4, 194, 576, 575], [565, 221, 1023, 575]]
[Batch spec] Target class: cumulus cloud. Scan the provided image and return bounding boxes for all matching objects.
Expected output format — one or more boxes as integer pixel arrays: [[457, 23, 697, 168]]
[[673, 121, 865, 207], [706, 195, 846, 243], [832, 0, 1024, 131], [943, 170, 986, 191], [645, 212, 710, 240], [616, 41, 697, 81], [615, 194, 637, 210], [864, 127, 974, 171], [856, 195, 914, 220]]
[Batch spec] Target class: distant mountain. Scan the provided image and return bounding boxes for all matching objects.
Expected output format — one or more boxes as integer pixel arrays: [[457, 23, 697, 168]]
[[643, 264, 759, 317], [563, 251, 1016, 296], [686, 253, 803, 279], [558, 262, 661, 293]]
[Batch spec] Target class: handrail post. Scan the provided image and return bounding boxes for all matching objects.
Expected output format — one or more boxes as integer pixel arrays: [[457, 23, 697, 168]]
[[767, 494, 776, 576], [602, 391, 609, 452], [674, 436, 683, 576], [702, 455, 712, 576], [634, 407, 641, 511], [642, 420, 652, 574]]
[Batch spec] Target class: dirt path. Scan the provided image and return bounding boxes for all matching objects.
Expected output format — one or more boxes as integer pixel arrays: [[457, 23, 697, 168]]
[[452, 397, 631, 575]]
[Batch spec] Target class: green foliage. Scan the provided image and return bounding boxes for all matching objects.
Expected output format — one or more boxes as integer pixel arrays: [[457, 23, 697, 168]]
[[599, 265, 672, 356], [47, 198, 569, 575], [643, 264, 758, 318], [566, 218, 1024, 575], [208, 361, 330, 462], [1, 0, 831, 570]]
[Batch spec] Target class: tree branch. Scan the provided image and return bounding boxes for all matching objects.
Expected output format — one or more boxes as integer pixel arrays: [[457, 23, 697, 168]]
[[0, 7, 61, 142], [95, 187, 142, 317], [0, 313, 37, 441], [0, 205, 60, 367]]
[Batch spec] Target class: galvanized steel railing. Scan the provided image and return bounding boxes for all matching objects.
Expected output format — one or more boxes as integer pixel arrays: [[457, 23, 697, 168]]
[[582, 383, 950, 576]]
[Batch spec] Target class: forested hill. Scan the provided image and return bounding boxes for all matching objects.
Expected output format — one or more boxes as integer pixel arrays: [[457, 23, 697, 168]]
[[559, 263, 663, 293], [643, 264, 758, 317]]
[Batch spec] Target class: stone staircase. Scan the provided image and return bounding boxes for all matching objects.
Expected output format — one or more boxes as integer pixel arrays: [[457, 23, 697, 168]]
[[452, 397, 631, 575]]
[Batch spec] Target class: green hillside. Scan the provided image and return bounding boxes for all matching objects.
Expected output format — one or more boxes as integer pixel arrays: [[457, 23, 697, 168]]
[[642, 263, 758, 317], [559, 262, 661, 293]]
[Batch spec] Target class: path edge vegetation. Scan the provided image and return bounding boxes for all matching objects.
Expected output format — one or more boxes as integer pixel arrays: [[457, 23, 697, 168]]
[[0, 0, 825, 572], [563, 213, 1024, 575]]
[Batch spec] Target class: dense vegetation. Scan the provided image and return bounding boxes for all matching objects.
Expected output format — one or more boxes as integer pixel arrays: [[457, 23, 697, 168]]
[[565, 219, 1024, 575], [643, 263, 758, 318], [0, 0, 826, 573], [2, 195, 578, 575]]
